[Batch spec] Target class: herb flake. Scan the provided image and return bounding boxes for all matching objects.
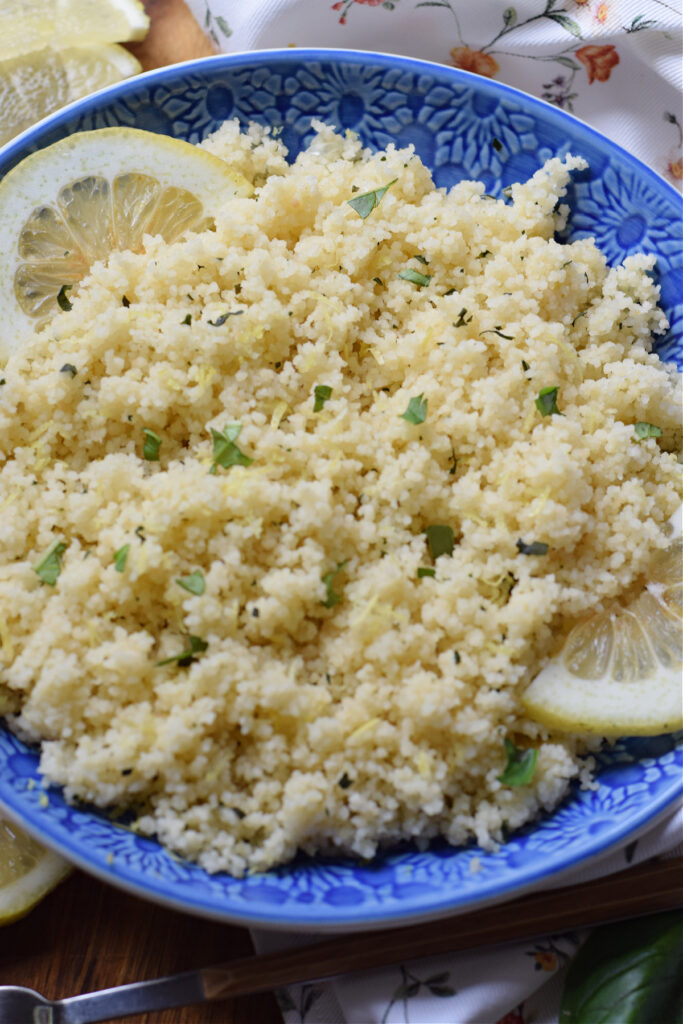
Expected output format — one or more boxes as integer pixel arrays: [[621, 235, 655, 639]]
[[313, 384, 333, 412], [322, 560, 348, 608], [209, 423, 253, 474], [60, 363, 77, 378], [56, 284, 73, 311], [398, 268, 431, 287], [346, 179, 397, 219], [516, 539, 549, 556], [400, 393, 428, 425], [417, 567, 436, 579], [498, 738, 538, 787], [207, 311, 244, 326], [113, 544, 130, 572], [338, 772, 353, 789], [157, 635, 208, 667], [633, 422, 662, 442], [34, 540, 67, 586], [424, 524, 455, 560], [142, 428, 162, 462], [535, 386, 561, 417], [176, 570, 205, 596]]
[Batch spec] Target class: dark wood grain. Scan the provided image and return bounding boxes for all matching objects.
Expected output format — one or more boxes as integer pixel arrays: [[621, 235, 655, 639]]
[[0, 869, 282, 1023], [125, 0, 217, 71]]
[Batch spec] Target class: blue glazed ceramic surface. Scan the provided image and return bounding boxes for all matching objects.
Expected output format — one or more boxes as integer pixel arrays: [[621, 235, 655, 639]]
[[0, 50, 681, 930]]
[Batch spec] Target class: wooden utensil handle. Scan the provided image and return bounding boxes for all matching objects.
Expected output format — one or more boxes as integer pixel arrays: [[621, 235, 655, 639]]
[[201, 856, 683, 1000]]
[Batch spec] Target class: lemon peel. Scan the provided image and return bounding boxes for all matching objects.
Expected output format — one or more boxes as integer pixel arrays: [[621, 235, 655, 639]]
[[0, 815, 70, 925]]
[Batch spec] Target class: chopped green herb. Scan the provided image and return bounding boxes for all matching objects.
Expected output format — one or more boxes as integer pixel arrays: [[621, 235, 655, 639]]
[[60, 363, 77, 377], [492, 137, 502, 152], [444, 287, 458, 296], [34, 540, 67, 586], [412, 254, 429, 265], [398, 268, 431, 287], [400, 393, 428, 425], [181, 314, 192, 325], [424, 524, 455, 559], [521, 360, 530, 372], [209, 423, 253, 474], [122, 295, 130, 308], [448, 447, 457, 476], [142, 428, 162, 462], [502, 185, 513, 199], [231, 806, 246, 820], [135, 525, 146, 543], [322, 560, 348, 608], [453, 308, 470, 328], [338, 772, 353, 789], [346, 178, 397, 219], [498, 738, 538, 787], [633, 422, 662, 442], [516, 539, 549, 556], [373, 277, 384, 286], [207, 311, 244, 326], [572, 310, 586, 326], [477, 250, 492, 259], [113, 544, 130, 572], [417, 567, 436, 579], [481, 327, 514, 340], [313, 384, 333, 412], [453, 651, 461, 664], [0, 379, 5, 386], [56, 284, 73, 311], [535, 386, 561, 417], [176, 570, 205, 596], [157, 634, 208, 667]]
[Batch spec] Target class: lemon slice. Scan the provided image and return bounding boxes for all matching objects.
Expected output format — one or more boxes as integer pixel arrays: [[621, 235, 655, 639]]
[[0, 128, 253, 359], [523, 507, 683, 737], [0, 44, 142, 149], [1, 0, 149, 60], [0, 814, 71, 925]]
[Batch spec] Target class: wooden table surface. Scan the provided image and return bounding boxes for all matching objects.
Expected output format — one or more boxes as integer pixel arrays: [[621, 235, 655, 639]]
[[4, 5, 280, 1021]]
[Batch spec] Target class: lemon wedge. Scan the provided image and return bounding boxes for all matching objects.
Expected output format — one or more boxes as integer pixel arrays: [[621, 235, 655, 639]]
[[0, 814, 70, 925], [0, 44, 142, 149], [1, 0, 149, 60], [0, 127, 253, 358], [523, 506, 683, 737]]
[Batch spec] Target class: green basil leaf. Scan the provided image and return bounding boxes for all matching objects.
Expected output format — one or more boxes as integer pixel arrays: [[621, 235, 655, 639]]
[[207, 310, 243, 326], [535, 385, 561, 416], [113, 544, 130, 573], [157, 634, 208, 667], [33, 540, 67, 586], [498, 737, 538, 786], [56, 284, 73, 311], [142, 428, 162, 461], [400, 393, 428, 425], [322, 560, 348, 608], [60, 363, 77, 378], [417, 567, 436, 578], [560, 910, 683, 1024], [338, 772, 353, 789], [313, 384, 333, 412], [516, 539, 549, 556], [176, 570, 205, 596], [424, 524, 455, 559], [633, 422, 662, 442], [398, 268, 431, 287], [346, 178, 397, 219]]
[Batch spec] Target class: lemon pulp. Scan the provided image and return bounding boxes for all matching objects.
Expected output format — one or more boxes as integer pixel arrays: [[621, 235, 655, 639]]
[[0, 815, 70, 925]]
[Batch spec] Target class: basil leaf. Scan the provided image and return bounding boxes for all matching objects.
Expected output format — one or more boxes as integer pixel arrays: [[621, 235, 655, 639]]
[[180, 313, 192, 325], [346, 178, 397, 219], [176, 570, 205, 596], [313, 384, 333, 412], [417, 567, 436, 578], [454, 308, 470, 328], [34, 540, 67, 586], [322, 560, 348, 608], [207, 311, 244, 326], [142, 428, 162, 461], [516, 539, 549, 556], [121, 295, 130, 307], [157, 634, 208, 667], [113, 544, 130, 573], [481, 327, 514, 340], [535, 385, 561, 416], [498, 737, 538, 786], [412, 254, 429, 265], [399, 268, 431, 287], [424, 524, 455, 559], [633, 422, 662, 442], [209, 423, 253, 474], [400, 393, 428, 425], [60, 364, 77, 378], [338, 772, 353, 789], [57, 285, 73, 311], [560, 910, 683, 1024]]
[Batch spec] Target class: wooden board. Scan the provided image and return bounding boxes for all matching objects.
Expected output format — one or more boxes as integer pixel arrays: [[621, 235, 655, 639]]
[[4, 14, 280, 1022]]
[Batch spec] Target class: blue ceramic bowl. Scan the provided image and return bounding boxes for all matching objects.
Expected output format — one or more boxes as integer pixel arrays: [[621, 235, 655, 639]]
[[0, 50, 681, 931]]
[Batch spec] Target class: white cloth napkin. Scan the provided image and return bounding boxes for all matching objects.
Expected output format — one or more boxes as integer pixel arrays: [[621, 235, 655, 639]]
[[184, 2, 682, 1020]]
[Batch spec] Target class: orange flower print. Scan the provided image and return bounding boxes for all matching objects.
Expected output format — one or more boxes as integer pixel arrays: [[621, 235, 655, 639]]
[[596, 3, 609, 22], [450, 47, 499, 79], [666, 155, 683, 182], [332, 0, 384, 25], [576, 44, 620, 84], [533, 950, 558, 971]]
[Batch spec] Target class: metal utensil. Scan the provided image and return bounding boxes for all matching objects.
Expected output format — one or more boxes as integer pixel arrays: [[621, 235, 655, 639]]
[[2, 856, 681, 1023]]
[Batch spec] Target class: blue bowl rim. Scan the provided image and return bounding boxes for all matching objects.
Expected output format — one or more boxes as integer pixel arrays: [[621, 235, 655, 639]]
[[0, 47, 681, 931]]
